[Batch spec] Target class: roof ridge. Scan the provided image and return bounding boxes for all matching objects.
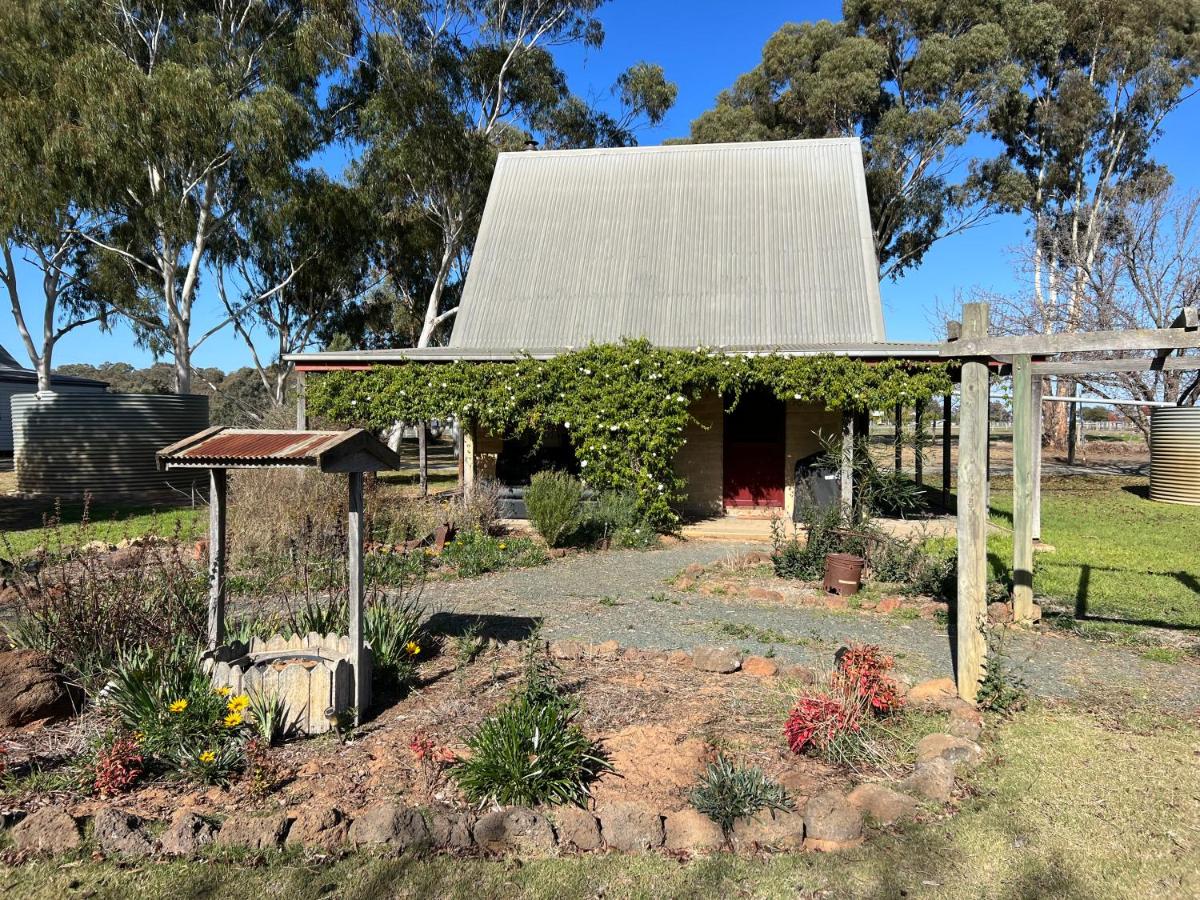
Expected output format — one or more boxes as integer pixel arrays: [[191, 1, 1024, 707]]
[[498, 136, 861, 161]]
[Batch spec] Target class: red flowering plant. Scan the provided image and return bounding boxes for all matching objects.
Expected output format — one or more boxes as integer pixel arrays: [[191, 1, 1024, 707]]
[[93, 733, 144, 797], [410, 730, 457, 799], [784, 644, 906, 771], [832, 644, 904, 715]]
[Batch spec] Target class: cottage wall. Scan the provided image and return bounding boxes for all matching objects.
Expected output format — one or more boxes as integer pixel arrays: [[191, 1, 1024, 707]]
[[468, 394, 842, 520], [674, 392, 725, 518], [783, 401, 842, 517]]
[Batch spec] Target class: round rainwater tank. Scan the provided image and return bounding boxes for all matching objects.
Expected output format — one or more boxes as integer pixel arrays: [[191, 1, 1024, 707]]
[[1149, 406, 1200, 505], [11, 392, 209, 501]]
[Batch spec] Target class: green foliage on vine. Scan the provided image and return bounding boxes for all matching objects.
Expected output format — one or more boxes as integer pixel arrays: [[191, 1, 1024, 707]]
[[309, 341, 953, 527]]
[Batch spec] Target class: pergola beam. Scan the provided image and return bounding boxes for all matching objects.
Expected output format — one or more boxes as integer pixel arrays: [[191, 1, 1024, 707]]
[[941, 308, 1199, 357], [1030, 356, 1200, 376]]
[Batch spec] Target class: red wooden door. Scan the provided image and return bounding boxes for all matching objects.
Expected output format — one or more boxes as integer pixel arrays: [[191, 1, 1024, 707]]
[[723, 391, 785, 508]]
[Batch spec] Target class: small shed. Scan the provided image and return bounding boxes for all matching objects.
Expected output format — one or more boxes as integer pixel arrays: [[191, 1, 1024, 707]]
[[158, 427, 405, 723]]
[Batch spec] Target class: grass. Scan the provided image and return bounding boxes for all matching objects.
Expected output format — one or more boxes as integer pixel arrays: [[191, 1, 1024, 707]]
[[984, 475, 1200, 634], [0, 501, 205, 556], [3, 703, 1195, 898]]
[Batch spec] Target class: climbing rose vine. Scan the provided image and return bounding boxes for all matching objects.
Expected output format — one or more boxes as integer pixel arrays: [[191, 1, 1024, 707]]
[[308, 341, 953, 527]]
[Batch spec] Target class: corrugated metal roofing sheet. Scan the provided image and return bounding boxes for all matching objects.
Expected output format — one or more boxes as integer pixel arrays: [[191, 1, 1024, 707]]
[[449, 138, 886, 350], [158, 427, 405, 472], [178, 430, 343, 462]]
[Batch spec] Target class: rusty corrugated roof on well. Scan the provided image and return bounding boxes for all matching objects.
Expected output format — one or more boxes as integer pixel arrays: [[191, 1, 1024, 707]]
[[448, 137, 886, 351], [178, 430, 343, 462], [158, 427, 406, 472]]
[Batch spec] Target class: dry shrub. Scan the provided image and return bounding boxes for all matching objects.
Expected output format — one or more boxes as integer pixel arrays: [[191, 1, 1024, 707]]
[[451, 478, 503, 534], [226, 468, 347, 562], [2, 504, 207, 689]]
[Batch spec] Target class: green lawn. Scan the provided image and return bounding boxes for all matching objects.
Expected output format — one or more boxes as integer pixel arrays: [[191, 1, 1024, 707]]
[[0, 501, 205, 557], [985, 475, 1200, 633], [2, 704, 1195, 899]]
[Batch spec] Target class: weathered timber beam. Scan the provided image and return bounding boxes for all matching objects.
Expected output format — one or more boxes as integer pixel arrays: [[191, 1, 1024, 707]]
[[1011, 355, 1035, 623], [1031, 356, 1200, 376], [956, 303, 990, 702], [940, 312, 1200, 357]]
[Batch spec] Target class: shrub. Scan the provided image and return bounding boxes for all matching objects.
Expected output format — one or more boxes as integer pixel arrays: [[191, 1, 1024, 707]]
[[689, 755, 792, 834], [2, 504, 207, 689], [785, 644, 906, 771], [833, 644, 904, 714], [365, 594, 426, 691], [104, 641, 249, 785], [452, 479, 503, 535], [452, 690, 607, 807], [977, 632, 1028, 713], [91, 733, 144, 797], [525, 471, 583, 547], [452, 638, 607, 807], [439, 530, 547, 577], [771, 504, 872, 581]]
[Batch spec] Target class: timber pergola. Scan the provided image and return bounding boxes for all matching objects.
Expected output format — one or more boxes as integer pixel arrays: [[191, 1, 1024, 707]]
[[157, 427, 405, 718], [941, 302, 1200, 701]]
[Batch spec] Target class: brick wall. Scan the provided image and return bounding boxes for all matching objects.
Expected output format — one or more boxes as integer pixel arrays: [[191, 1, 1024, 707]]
[[673, 391, 724, 518], [784, 401, 842, 518]]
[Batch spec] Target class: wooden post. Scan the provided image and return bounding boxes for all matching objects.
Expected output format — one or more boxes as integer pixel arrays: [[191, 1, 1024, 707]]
[[207, 468, 227, 650], [1032, 376, 1044, 541], [941, 393, 952, 511], [894, 403, 903, 471], [955, 303, 990, 701], [417, 422, 429, 497], [462, 424, 476, 499], [1067, 381, 1078, 465], [347, 471, 368, 721], [914, 399, 925, 486], [1011, 354, 1035, 622], [840, 411, 855, 521], [295, 370, 307, 430]]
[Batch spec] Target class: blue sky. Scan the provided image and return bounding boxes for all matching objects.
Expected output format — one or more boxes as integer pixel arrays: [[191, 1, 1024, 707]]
[[4, 0, 1198, 372]]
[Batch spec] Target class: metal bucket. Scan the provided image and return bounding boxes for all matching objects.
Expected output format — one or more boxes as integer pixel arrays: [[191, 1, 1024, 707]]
[[823, 552, 865, 596], [1149, 407, 1200, 506]]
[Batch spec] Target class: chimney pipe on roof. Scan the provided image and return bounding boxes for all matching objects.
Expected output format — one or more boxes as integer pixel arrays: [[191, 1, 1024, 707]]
[[523, 137, 539, 151]]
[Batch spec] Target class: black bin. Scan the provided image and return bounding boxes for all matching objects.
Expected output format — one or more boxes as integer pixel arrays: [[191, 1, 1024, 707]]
[[793, 453, 841, 522]]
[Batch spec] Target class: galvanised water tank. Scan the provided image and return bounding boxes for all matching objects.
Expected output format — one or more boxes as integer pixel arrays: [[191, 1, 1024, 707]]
[[1149, 406, 1200, 505]]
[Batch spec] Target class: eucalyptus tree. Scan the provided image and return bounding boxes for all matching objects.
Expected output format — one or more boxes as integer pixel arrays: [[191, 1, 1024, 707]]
[[982, 0, 1200, 443], [687, 0, 1022, 280], [0, 1, 108, 392], [214, 172, 376, 408], [74, 0, 358, 394], [349, 0, 675, 347]]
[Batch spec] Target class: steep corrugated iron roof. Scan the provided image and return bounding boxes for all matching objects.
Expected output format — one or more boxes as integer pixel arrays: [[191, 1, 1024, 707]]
[[449, 138, 885, 350]]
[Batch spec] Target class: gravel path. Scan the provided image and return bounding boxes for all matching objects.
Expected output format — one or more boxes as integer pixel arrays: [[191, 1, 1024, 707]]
[[422, 541, 1200, 712]]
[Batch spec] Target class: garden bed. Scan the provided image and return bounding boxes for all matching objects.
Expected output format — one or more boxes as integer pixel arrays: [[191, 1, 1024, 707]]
[[0, 631, 990, 861]]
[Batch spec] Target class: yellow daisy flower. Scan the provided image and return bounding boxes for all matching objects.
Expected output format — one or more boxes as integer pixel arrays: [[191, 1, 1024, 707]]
[[226, 694, 250, 712], [223, 711, 243, 728], [198, 750, 216, 764], [168, 699, 188, 713], [215, 686, 232, 697], [405, 641, 421, 657]]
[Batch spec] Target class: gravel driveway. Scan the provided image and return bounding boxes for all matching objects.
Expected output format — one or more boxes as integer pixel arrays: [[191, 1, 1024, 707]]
[[421, 541, 1200, 712]]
